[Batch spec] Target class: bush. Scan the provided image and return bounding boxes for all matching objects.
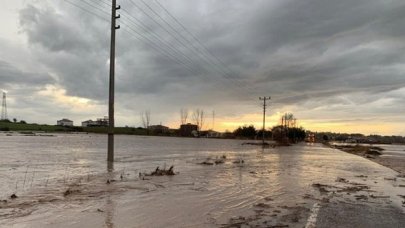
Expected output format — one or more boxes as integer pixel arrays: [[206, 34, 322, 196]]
[[233, 125, 257, 139], [0, 127, 10, 131]]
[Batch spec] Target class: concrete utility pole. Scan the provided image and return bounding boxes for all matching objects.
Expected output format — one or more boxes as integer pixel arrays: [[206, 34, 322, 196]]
[[259, 96, 271, 145], [108, 0, 120, 165]]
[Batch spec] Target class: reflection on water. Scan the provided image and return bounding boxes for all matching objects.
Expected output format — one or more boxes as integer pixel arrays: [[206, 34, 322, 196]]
[[105, 195, 114, 228], [107, 161, 114, 172], [0, 133, 253, 197]]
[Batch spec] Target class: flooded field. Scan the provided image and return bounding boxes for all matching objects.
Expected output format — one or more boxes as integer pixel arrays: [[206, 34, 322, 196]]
[[0, 133, 404, 227]]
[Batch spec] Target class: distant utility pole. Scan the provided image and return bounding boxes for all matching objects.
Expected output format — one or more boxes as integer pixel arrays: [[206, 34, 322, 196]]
[[212, 110, 215, 131], [108, 0, 120, 165], [259, 96, 271, 145], [1, 92, 7, 120]]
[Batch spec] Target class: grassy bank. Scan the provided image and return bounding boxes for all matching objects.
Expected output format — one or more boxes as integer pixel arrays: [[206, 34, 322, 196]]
[[0, 121, 149, 135], [0, 121, 72, 132]]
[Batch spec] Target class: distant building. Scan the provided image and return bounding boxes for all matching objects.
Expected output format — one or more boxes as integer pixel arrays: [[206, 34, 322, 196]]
[[81, 120, 93, 127], [82, 116, 109, 127], [179, 123, 198, 137], [205, 130, 222, 138], [148, 124, 169, 134], [57, 118, 73, 126]]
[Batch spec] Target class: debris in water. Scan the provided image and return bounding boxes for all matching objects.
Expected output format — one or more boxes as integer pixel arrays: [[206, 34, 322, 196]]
[[198, 156, 226, 165], [106, 179, 117, 184], [384, 177, 397, 181], [255, 203, 271, 208], [145, 166, 176, 176], [214, 158, 225, 164], [366, 150, 382, 156], [336, 177, 349, 183], [337, 185, 369, 193], [312, 183, 331, 193], [370, 195, 390, 199], [233, 159, 244, 164], [10, 194, 17, 199], [355, 195, 368, 200], [242, 142, 270, 146], [264, 196, 274, 201], [199, 160, 214, 165], [64, 188, 80, 197]]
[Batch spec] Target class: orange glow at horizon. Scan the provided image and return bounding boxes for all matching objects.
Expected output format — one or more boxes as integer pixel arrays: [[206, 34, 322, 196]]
[[166, 113, 400, 136]]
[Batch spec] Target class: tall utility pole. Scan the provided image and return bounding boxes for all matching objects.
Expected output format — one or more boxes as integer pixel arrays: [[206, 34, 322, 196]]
[[259, 96, 271, 145], [1, 92, 7, 120], [108, 0, 120, 164]]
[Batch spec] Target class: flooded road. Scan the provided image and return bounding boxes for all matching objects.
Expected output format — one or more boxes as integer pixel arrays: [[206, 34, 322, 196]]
[[0, 133, 404, 227]]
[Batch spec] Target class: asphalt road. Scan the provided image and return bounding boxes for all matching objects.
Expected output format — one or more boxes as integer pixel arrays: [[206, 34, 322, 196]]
[[313, 201, 405, 228]]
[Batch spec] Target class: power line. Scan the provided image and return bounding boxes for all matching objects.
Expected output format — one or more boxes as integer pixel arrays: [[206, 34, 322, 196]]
[[127, 0, 255, 96], [86, 0, 111, 8], [120, 25, 243, 95], [78, 0, 110, 15], [152, 0, 258, 93], [120, 22, 201, 75], [140, 0, 258, 101], [119, 9, 207, 73], [141, 0, 241, 79], [70, 0, 256, 99], [64, 0, 203, 77], [63, 0, 258, 103], [118, 6, 256, 100], [64, 0, 109, 22], [126, 0, 207, 66]]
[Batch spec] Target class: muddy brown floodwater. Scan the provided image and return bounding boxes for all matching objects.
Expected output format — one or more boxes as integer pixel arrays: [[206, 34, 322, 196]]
[[0, 133, 404, 227]]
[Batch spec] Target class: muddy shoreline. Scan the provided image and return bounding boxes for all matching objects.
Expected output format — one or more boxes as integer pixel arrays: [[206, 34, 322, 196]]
[[329, 143, 405, 174]]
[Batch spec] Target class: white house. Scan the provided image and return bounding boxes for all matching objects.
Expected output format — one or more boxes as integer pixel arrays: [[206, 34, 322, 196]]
[[57, 118, 73, 126], [82, 117, 109, 127], [81, 120, 94, 127]]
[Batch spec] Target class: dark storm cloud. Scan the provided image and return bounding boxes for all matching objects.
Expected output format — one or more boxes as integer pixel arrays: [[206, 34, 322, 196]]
[[182, 0, 405, 105], [18, 2, 112, 100], [6, 0, 405, 130], [19, 5, 92, 53], [0, 60, 54, 88]]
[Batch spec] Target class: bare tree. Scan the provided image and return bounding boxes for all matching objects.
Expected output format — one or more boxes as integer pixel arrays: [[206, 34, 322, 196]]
[[180, 108, 188, 125], [281, 113, 295, 129], [192, 109, 205, 131], [141, 110, 151, 129]]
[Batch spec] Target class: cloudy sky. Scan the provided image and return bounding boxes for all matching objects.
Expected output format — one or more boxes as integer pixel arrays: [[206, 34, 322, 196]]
[[1, 0, 405, 135]]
